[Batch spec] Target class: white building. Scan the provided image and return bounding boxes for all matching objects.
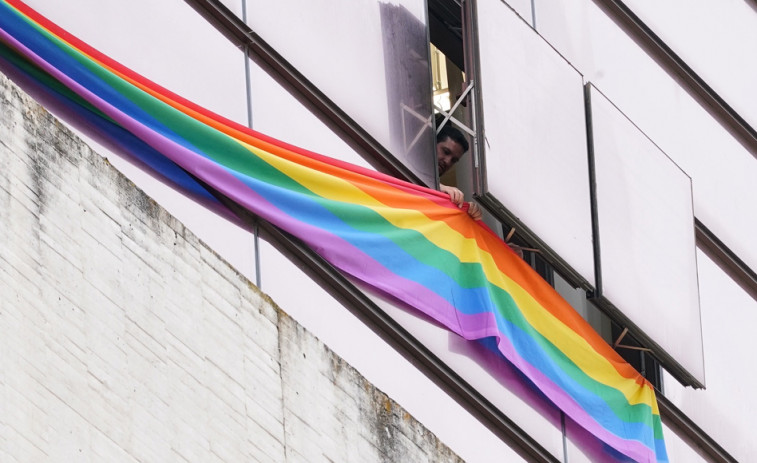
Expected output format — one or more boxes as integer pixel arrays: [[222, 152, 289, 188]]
[[5, 1, 756, 461]]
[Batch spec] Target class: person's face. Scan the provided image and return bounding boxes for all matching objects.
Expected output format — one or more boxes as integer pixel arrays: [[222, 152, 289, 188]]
[[436, 137, 465, 176]]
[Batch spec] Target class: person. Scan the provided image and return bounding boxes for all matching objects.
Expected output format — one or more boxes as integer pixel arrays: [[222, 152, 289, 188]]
[[436, 123, 482, 221]]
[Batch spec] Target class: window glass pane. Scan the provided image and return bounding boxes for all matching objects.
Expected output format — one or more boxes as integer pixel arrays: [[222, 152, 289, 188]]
[[475, 0, 595, 287], [533, 0, 757, 278], [590, 86, 703, 384], [245, 0, 436, 185]]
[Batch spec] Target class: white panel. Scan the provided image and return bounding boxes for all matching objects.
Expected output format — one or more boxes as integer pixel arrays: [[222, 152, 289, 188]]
[[248, 62, 374, 170], [661, 249, 757, 462], [533, 0, 757, 279], [591, 87, 703, 383], [476, 0, 595, 287], [502, 0, 534, 25], [257, 241, 528, 463], [246, 0, 436, 185], [23, 0, 248, 125], [623, 0, 757, 132], [564, 414, 639, 463], [19, 0, 256, 280]]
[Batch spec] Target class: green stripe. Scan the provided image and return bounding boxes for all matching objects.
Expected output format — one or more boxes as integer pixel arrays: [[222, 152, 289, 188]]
[[27, 14, 659, 433]]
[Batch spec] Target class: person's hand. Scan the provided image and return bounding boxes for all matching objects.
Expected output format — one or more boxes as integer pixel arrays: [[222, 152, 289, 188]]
[[440, 184, 465, 207], [466, 201, 482, 221], [440, 184, 482, 221]]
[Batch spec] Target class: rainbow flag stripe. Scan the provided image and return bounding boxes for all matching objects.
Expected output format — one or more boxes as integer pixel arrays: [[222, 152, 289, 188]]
[[0, 1, 666, 461]]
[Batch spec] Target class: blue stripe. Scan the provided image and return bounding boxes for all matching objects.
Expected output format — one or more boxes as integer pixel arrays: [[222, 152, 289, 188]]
[[228, 166, 657, 448], [0, 4, 205, 161]]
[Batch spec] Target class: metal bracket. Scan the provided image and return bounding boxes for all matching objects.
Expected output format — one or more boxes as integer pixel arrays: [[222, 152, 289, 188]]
[[435, 81, 476, 137]]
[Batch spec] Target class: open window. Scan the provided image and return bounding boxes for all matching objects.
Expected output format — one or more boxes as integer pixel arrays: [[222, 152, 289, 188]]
[[428, 0, 476, 196], [430, 0, 681, 389]]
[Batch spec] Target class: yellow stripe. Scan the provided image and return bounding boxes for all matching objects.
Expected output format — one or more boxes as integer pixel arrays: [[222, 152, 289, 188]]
[[243, 140, 656, 409], [8, 0, 660, 422], [506, 280, 658, 410], [241, 140, 504, 267]]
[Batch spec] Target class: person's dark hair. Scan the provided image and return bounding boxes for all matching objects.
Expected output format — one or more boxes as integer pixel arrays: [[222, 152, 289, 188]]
[[434, 113, 469, 153], [436, 124, 469, 153]]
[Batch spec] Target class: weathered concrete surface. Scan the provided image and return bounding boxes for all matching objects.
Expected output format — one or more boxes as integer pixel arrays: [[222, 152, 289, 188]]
[[0, 74, 463, 463]]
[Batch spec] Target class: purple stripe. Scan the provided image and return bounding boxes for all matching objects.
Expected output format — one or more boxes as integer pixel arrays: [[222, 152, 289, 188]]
[[0, 25, 471, 331], [0, 26, 655, 463], [452, 309, 653, 462], [0, 53, 244, 227]]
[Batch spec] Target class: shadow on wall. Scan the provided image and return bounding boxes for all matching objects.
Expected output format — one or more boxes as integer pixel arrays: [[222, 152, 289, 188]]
[[380, 2, 436, 187]]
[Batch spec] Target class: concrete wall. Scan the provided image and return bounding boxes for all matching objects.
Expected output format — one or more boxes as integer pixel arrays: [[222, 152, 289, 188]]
[[0, 74, 462, 463]]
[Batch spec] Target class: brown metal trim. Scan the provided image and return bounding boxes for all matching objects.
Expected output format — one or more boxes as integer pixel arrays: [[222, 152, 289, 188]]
[[180, 2, 751, 461], [696, 220, 757, 302], [462, 0, 487, 195], [593, 0, 757, 158]]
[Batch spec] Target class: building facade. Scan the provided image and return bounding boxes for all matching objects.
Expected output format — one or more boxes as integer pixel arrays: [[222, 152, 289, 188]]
[[3, 0, 756, 461]]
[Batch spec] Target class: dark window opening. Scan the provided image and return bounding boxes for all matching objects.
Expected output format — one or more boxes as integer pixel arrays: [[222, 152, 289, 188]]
[[610, 323, 663, 390], [428, 0, 469, 192]]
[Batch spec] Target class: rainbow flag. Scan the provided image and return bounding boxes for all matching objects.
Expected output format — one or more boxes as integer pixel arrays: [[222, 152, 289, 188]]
[[0, 1, 666, 460]]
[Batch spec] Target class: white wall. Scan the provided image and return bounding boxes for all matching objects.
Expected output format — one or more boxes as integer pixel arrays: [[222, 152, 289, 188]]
[[0, 76, 466, 463]]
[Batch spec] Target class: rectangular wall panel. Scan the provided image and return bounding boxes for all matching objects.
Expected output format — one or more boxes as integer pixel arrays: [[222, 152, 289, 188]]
[[18, 0, 255, 281], [622, 0, 757, 132], [475, 0, 595, 287], [533, 0, 757, 282], [247, 60, 375, 170], [501, 0, 533, 25], [245, 0, 436, 186], [23, 0, 248, 126], [590, 86, 704, 384], [216, 0, 244, 18]]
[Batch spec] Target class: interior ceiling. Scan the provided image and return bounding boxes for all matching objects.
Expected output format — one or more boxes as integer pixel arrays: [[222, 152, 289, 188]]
[[428, 0, 465, 69]]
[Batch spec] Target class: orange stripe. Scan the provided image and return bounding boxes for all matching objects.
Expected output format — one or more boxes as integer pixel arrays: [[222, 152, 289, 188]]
[[9, 0, 648, 389]]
